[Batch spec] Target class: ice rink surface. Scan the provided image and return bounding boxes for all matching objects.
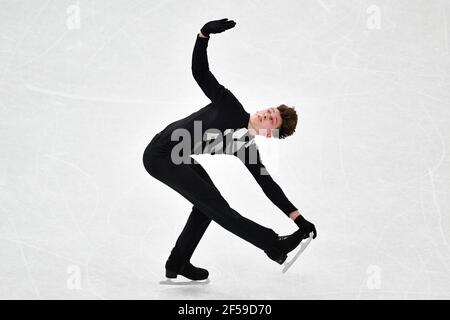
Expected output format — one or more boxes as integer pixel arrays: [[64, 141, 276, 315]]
[[1, 0, 450, 299]]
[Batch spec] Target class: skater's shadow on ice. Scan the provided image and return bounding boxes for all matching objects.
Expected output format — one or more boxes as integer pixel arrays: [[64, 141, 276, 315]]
[[159, 279, 211, 286]]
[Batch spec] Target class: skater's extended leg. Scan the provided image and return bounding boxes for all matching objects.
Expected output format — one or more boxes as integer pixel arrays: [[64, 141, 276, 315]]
[[146, 154, 278, 251]]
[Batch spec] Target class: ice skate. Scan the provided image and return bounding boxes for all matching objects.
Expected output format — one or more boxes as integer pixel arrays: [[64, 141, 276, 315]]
[[282, 231, 314, 273], [161, 260, 210, 285], [265, 228, 309, 265]]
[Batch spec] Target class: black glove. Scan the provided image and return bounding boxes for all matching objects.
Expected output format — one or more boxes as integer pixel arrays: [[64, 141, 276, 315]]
[[294, 215, 317, 239], [201, 18, 236, 37]]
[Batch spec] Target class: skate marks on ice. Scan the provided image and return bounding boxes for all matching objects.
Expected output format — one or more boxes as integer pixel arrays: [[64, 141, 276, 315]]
[[159, 278, 211, 286], [282, 232, 314, 274]]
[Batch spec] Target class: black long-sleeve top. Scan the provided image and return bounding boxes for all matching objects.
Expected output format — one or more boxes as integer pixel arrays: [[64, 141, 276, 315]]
[[152, 34, 297, 216]]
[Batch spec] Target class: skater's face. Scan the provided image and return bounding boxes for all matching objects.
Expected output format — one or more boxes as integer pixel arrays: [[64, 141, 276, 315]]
[[251, 107, 282, 138]]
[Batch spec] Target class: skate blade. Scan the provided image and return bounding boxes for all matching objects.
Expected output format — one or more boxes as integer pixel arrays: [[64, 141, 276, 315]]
[[282, 232, 314, 274], [159, 278, 211, 286]]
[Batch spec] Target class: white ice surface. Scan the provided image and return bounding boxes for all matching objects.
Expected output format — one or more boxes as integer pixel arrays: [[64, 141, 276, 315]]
[[1, 0, 450, 299]]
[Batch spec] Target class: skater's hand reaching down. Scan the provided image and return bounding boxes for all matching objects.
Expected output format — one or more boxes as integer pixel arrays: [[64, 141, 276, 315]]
[[293, 214, 317, 239], [200, 18, 236, 38]]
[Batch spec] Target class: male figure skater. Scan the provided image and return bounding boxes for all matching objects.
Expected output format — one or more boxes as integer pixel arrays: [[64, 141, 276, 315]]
[[143, 18, 317, 281]]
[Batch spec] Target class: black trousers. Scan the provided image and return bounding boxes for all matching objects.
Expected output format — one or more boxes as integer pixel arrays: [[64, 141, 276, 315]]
[[142, 133, 279, 266]]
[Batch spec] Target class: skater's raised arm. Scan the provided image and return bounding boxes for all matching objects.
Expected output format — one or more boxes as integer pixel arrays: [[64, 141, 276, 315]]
[[191, 34, 224, 103], [191, 19, 236, 104]]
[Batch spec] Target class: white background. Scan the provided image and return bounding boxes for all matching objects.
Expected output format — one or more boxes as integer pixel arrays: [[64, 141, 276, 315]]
[[1, 0, 450, 299]]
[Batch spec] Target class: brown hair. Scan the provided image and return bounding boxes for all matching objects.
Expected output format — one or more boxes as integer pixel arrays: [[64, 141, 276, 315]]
[[276, 104, 298, 139]]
